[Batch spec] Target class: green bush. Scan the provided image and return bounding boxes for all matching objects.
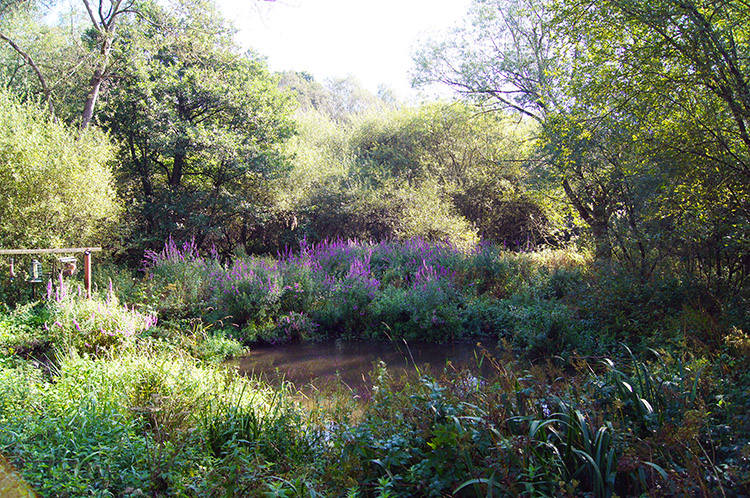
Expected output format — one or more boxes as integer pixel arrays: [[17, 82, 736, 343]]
[[0, 89, 119, 249], [576, 262, 688, 349], [370, 277, 464, 342], [499, 298, 586, 358], [0, 302, 51, 357], [0, 350, 303, 497], [313, 262, 380, 338], [278, 261, 324, 314]]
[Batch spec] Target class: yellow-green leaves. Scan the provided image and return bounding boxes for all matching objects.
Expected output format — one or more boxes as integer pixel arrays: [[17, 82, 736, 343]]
[[0, 90, 119, 249]]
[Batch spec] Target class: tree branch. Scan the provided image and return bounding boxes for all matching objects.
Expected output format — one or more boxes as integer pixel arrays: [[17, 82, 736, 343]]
[[0, 31, 54, 116]]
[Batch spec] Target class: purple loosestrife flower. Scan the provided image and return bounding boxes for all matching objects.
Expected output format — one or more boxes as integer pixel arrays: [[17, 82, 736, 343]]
[[57, 273, 65, 301]]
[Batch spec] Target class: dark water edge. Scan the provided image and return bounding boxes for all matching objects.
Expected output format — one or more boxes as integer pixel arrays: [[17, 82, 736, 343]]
[[231, 339, 499, 392]]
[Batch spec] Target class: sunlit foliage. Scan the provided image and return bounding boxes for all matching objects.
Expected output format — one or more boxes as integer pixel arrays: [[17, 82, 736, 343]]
[[0, 89, 119, 249]]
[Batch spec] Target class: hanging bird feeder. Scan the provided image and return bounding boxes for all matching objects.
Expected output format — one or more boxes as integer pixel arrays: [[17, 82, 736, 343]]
[[28, 259, 43, 283], [58, 256, 77, 277], [0, 247, 102, 299]]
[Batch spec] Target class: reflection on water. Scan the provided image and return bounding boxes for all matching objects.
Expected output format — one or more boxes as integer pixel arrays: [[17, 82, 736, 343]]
[[232, 340, 496, 391]]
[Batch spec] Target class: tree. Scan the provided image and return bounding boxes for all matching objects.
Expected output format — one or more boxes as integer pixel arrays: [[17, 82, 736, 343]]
[[79, 0, 137, 130], [0, 0, 142, 126], [0, 0, 56, 113], [413, 0, 562, 122], [413, 0, 626, 255], [0, 89, 119, 248], [553, 0, 750, 282], [414, 0, 746, 265], [102, 0, 296, 254], [278, 71, 335, 115]]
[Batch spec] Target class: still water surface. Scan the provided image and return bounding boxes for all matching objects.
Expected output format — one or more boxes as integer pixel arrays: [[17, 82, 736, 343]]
[[234, 340, 496, 390]]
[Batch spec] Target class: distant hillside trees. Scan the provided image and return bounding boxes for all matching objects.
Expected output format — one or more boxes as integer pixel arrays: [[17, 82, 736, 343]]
[[265, 101, 552, 251], [0, 0, 555, 258], [278, 72, 396, 122]]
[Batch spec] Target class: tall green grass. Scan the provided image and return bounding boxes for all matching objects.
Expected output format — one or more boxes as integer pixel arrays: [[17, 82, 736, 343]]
[[0, 350, 313, 496], [0, 343, 745, 496]]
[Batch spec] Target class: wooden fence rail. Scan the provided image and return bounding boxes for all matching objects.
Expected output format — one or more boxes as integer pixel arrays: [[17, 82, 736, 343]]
[[0, 247, 102, 255]]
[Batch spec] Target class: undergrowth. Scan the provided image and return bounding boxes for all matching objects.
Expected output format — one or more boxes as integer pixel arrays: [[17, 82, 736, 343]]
[[0, 346, 747, 497], [140, 237, 709, 359], [0, 239, 748, 496]]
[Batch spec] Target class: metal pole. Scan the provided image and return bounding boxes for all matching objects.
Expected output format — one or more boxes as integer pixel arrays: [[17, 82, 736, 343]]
[[84, 250, 92, 299]]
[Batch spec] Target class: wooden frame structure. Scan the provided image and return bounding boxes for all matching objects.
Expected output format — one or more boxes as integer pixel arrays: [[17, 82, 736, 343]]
[[0, 247, 102, 299]]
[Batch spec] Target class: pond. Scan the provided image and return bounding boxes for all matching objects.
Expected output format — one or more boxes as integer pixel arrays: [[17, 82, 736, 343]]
[[233, 339, 499, 392]]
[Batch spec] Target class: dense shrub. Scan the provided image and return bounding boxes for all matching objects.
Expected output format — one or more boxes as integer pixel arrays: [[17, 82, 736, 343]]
[[0, 89, 119, 249], [141, 237, 712, 358], [135, 235, 746, 361]]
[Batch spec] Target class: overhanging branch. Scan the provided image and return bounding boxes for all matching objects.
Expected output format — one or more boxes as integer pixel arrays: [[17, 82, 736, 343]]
[[0, 32, 54, 116]]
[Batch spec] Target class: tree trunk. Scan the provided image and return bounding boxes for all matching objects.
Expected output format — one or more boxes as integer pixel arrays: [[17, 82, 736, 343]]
[[80, 67, 105, 130], [590, 219, 612, 260], [562, 177, 612, 259], [170, 152, 185, 187], [80, 34, 112, 130], [79, 0, 127, 130]]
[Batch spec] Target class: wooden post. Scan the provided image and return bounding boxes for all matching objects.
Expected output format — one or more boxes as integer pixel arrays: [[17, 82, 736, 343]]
[[84, 250, 92, 299]]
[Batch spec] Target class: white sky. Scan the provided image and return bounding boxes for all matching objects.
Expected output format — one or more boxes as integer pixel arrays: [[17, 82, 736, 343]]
[[220, 0, 472, 100]]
